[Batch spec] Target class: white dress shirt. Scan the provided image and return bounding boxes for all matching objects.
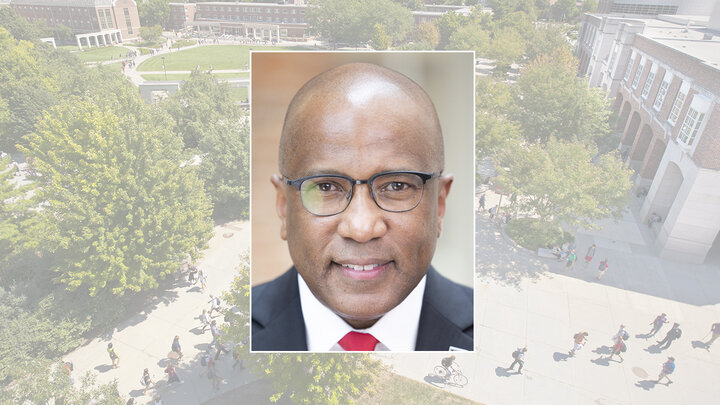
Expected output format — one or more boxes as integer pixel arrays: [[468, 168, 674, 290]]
[[298, 273, 426, 351]]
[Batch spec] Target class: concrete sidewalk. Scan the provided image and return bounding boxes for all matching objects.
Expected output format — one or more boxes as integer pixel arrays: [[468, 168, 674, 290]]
[[64, 221, 252, 404], [379, 206, 720, 405]]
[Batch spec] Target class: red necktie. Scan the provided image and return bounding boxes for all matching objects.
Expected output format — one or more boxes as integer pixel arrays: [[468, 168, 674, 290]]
[[338, 331, 379, 351]]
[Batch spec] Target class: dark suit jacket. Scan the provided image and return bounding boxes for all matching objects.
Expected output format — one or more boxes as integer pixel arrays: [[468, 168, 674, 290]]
[[251, 266, 473, 351]]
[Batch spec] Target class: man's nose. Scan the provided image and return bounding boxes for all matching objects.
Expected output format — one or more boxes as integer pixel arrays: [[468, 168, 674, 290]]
[[336, 184, 387, 243]]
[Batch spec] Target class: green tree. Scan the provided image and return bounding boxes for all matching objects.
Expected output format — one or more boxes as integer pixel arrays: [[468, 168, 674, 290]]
[[447, 23, 490, 55], [162, 72, 250, 219], [488, 27, 525, 72], [551, 0, 579, 21], [0, 7, 42, 41], [412, 21, 440, 49], [435, 11, 467, 49], [513, 49, 611, 144], [307, 0, 412, 45], [487, 0, 538, 20], [525, 23, 571, 61], [138, 0, 171, 28], [220, 253, 250, 350], [21, 74, 213, 298], [251, 353, 386, 404], [139, 25, 163, 43], [371, 24, 391, 49], [497, 138, 631, 230]]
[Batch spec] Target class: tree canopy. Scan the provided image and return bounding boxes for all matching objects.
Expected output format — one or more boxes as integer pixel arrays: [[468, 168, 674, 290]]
[[138, 0, 171, 29], [21, 73, 213, 297], [306, 0, 413, 45]]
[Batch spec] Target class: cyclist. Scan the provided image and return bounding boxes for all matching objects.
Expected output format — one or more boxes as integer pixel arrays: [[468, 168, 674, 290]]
[[440, 355, 458, 379]]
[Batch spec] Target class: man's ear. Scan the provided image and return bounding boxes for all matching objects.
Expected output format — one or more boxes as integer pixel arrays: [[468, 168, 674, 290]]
[[271, 174, 288, 241], [436, 174, 453, 238]]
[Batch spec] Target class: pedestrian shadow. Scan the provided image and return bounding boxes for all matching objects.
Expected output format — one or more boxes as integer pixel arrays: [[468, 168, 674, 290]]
[[194, 342, 213, 352], [157, 357, 175, 368], [553, 352, 571, 362], [495, 366, 515, 377], [186, 286, 202, 293], [590, 356, 610, 367], [691, 340, 709, 350], [189, 326, 205, 335], [128, 388, 145, 398], [592, 345, 612, 355], [635, 332, 654, 340], [94, 364, 114, 373], [644, 344, 663, 354], [634, 379, 657, 391]]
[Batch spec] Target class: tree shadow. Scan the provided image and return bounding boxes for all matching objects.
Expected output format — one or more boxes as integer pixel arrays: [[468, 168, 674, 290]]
[[93, 364, 114, 373], [634, 380, 657, 391], [495, 366, 515, 377], [590, 356, 610, 367], [691, 340, 709, 350], [553, 352, 571, 362], [186, 286, 202, 294]]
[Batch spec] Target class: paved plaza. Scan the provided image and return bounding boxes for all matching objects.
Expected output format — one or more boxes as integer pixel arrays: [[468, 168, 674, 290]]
[[382, 192, 720, 405]]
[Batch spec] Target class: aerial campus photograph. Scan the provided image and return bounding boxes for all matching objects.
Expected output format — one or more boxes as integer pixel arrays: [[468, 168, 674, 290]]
[[0, 0, 719, 404]]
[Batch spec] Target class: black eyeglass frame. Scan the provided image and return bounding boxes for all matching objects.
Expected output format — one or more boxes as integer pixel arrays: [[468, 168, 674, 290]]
[[282, 170, 440, 217]]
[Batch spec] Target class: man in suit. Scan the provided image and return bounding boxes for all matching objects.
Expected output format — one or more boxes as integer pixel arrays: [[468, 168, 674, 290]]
[[252, 62, 473, 351]]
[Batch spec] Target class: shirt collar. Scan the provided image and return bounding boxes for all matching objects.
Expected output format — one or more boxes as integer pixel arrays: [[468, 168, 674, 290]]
[[298, 272, 426, 351]]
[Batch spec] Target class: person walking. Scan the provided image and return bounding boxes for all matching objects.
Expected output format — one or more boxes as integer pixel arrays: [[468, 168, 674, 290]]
[[198, 269, 207, 292], [171, 335, 183, 359], [199, 309, 211, 332], [704, 322, 720, 349], [508, 347, 527, 374], [584, 244, 596, 267], [214, 339, 230, 360], [478, 193, 486, 211], [142, 368, 154, 395], [657, 323, 682, 349], [209, 320, 220, 341], [569, 331, 588, 357], [608, 334, 626, 362], [655, 357, 675, 385], [647, 313, 669, 338], [107, 343, 120, 368], [208, 294, 221, 317], [164, 363, 183, 384], [596, 259, 609, 279], [565, 249, 577, 270]]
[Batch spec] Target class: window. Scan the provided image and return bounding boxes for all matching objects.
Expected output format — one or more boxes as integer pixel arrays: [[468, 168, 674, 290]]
[[124, 8, 133, 34], [667, 82, 689, 125], [631, 61, 644, 89], [677, 95, 710, 146], [641, 64, 655, 99], [608, 44, 618, 73], [653, 71, 672, 111], [624, 56, 635, 82]]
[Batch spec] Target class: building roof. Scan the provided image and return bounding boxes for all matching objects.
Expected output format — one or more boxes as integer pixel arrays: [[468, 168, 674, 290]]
[[194, 1, 306, 7], [591, 13, 720, 71], [10, 0, 113, 6]]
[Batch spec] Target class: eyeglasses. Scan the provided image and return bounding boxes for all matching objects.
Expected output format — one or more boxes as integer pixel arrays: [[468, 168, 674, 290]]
[[283, 170, 439, 217]]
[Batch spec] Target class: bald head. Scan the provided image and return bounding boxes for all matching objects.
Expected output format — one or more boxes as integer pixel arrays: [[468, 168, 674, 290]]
[[279, 63, 444, 175]]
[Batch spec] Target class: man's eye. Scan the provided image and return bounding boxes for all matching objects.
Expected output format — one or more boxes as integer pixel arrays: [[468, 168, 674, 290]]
[[379, 181, 413, 193], [311, 181, 345, 193], [317, 182, 336, 192]]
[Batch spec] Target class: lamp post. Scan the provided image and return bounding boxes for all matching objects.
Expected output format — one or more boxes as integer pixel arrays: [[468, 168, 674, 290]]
[[161, 56, 167, 80]]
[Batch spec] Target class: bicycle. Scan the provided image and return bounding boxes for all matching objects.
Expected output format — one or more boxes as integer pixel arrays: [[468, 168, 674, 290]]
[[433, 364, 469, 386]]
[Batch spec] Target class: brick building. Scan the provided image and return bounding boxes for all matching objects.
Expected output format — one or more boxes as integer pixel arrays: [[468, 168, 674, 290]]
[[10, 0, 140, 47], [169, 1, 308, 41], [576, 5, 720, 264]]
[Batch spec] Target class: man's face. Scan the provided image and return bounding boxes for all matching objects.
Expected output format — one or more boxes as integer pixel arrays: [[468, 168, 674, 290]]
[[273, 77, 452, 329]]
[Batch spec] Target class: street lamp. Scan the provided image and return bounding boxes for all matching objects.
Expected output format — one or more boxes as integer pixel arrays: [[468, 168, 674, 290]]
[[161, 56, 167, 80]]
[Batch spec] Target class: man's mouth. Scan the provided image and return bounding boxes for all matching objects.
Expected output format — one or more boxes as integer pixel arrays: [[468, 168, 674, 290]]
[[334, 261, 392, 280]]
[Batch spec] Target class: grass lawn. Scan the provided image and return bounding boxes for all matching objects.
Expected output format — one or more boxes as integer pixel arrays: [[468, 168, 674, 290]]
[[136, 44, 302, 71], [73, 46, 131, 63], [140, 72, 248, 81], [361, 372, 478, 404], [92, 61, 123, 72], [229, 87, 248, 103]]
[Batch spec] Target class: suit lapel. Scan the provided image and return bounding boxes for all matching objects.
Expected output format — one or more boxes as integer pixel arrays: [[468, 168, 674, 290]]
[[252, 267, 308, 351], [415, 267, 474, 351]]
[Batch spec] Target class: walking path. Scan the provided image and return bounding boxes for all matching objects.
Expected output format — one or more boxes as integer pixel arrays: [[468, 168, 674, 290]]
[[380, 191, 720, 405], [63, 221, 252, 404]]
